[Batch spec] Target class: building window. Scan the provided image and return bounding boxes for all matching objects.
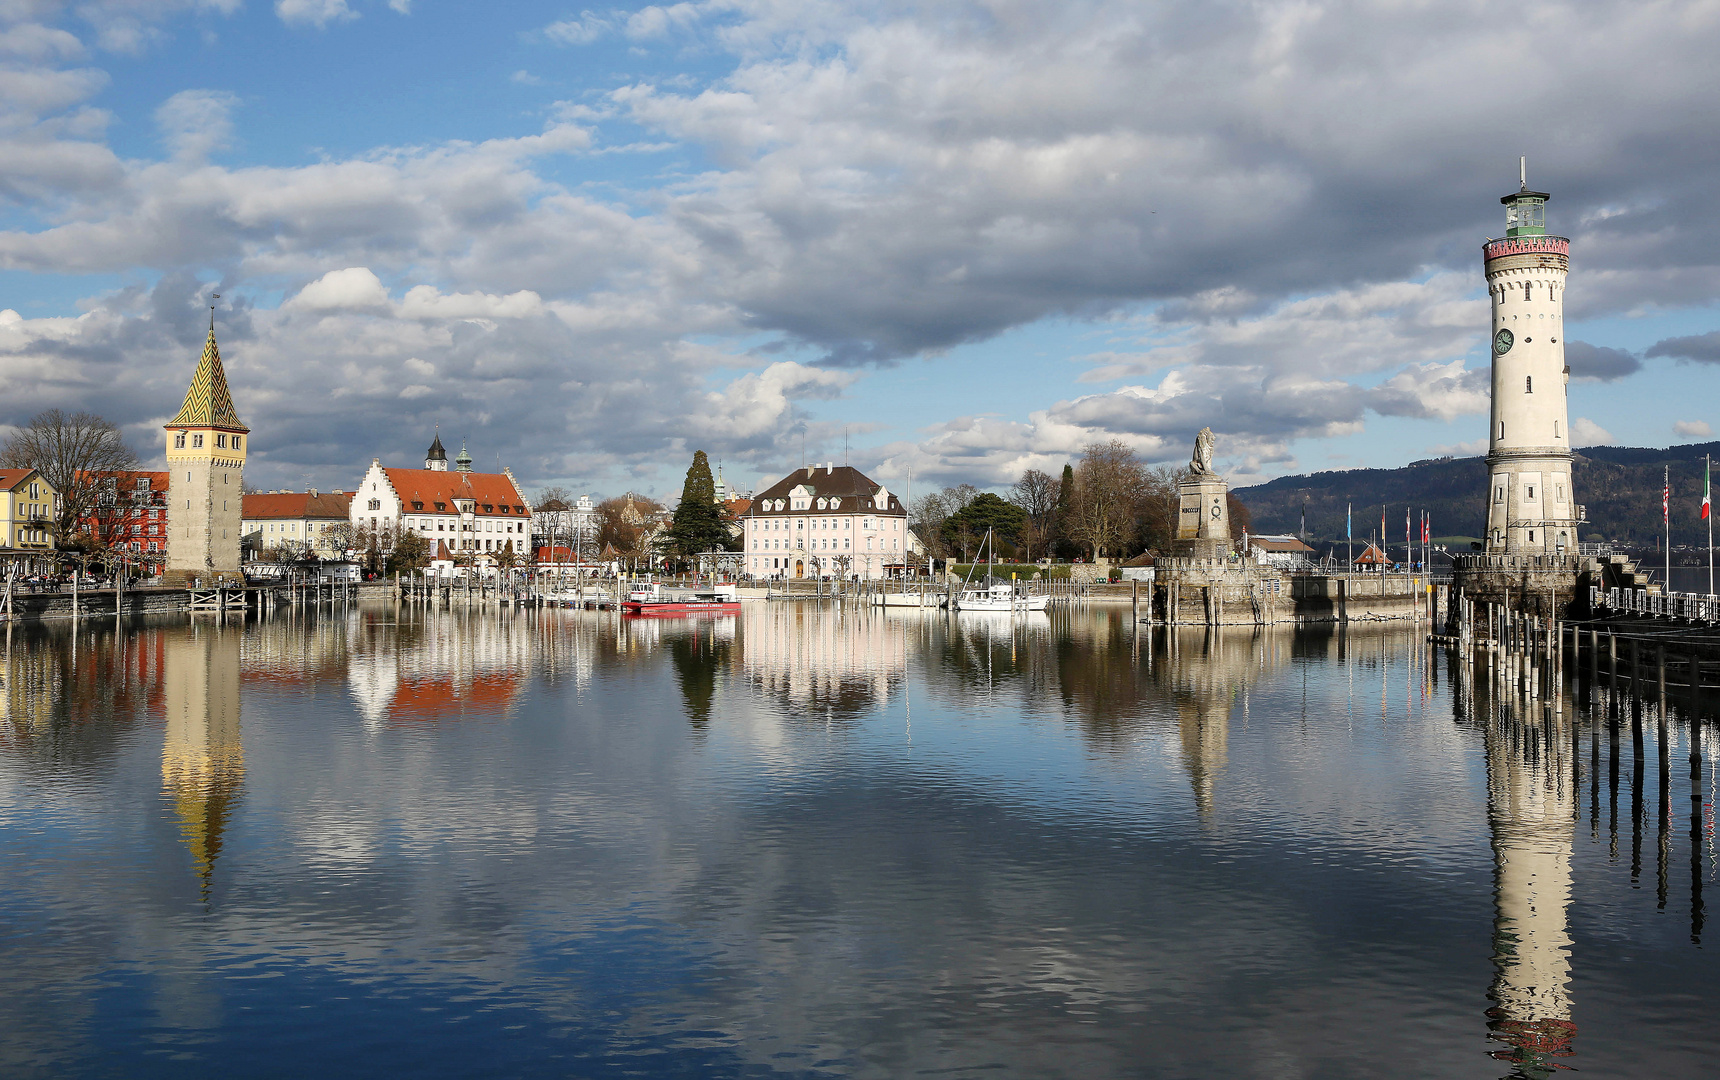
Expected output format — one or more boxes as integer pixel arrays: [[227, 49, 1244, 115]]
[[368, 498, 381, 511], [192, 433, 204, 448], [216, 434, 227, 448], [174, 433, 186, 449], [1498, 422, 1505, 440], [1554, 420, 1560, 438], [1527, 486, 1534, 499], [233, 436, 241, 450]]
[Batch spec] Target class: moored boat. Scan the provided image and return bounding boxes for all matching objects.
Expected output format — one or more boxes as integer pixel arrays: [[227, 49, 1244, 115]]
[[621, 581, 741, 615]]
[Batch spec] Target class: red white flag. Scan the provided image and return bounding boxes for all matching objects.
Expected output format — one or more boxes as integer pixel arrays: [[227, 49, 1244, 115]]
[[1703, 458, 1711, 520], [1664, 478, 1671, 524]]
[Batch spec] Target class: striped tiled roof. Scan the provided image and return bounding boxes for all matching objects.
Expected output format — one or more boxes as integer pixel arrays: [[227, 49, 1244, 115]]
[[167, 327, 249, 432]]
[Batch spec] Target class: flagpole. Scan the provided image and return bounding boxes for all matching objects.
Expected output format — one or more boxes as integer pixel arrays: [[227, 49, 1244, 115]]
[[1708, 453, 1714, 597], [1665, 464, 1671, 592]]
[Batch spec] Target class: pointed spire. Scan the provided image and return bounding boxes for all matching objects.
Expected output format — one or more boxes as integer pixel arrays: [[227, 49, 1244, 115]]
[[454, 440, 472, 472], [427, 427, 446, 460], [167, 325, 249, 432]]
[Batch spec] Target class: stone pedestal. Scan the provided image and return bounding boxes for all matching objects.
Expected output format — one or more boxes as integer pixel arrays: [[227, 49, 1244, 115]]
[[1174, 476, 1231, 559]]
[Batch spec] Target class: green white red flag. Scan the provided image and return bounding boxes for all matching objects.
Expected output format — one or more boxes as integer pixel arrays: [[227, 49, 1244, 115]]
[[1704, 458, 1711, 521]]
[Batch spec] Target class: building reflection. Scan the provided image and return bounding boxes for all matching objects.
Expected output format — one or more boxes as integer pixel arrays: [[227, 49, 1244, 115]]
[[740, 605, 903, 719], [346, 607, 531, 726], [162, 623, 244, 902]]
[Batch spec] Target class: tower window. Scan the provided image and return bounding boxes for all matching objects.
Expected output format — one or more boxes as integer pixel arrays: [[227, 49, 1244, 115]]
[[1554, 420, 1560, 438], [1527, 486, 1534, 499], [192, 433, 204, 448], [216, 434, 226, 448], [1524, 282, 1532, 301], [1499, 421, 1505, 439], [233, 436, 241, 450], [174, 433, 186, 449]]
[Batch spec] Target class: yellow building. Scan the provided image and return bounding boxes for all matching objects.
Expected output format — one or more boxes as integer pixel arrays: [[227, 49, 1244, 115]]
[[165, 321, 249, 585], [0, 467, 59, 573]]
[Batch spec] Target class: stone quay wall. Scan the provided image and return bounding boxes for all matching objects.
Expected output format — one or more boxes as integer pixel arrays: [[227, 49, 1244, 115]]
[[1152, 560, 1423, 625], [1451, 554, 1593, 620]]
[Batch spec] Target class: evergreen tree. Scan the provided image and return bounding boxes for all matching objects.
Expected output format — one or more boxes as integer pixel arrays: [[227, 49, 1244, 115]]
[[662, 450, 736, 562], [1053, 462, 1078, 558]]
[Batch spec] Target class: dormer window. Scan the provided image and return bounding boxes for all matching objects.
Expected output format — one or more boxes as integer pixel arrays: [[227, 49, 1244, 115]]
[[412, 501, 424, 511], [435, 502, 446, 511], [483, 504, 493, 513]]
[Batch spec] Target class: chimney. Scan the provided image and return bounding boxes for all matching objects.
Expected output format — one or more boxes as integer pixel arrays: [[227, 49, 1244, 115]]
[[826, 462, 834, 473], [309, 488, 319, 498], [805, 466, 814, 478]]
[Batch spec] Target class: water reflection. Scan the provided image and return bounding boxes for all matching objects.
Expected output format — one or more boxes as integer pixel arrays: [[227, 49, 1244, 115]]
[[0, 603, 1715, 1078], [162, 623, 245, 902]]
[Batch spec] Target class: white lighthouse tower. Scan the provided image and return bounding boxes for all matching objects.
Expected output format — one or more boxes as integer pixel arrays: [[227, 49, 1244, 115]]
[[1483, 160, 1579, 556]]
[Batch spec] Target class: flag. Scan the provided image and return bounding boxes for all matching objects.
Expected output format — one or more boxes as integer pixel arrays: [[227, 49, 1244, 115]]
[[1422, 512, 1430, 546], [1664, 475, 1671, 524], [1704, 458, 1712, 520], [1346, 503, 1351, 539]]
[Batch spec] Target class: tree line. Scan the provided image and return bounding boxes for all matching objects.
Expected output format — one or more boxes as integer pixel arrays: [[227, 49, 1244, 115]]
[[911, 439, 1249, 562]]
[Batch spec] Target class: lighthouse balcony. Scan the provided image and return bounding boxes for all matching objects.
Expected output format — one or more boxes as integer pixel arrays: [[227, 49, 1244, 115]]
[[1483, 235, 1570, 260]]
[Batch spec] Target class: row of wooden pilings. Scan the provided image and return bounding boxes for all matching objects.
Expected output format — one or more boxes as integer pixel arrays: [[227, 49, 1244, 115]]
[[1444, 593, 1713, 719]]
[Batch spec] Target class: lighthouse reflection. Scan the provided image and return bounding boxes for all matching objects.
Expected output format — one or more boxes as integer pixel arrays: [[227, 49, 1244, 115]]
[[161, 623, 244, 903], [1478, 697, 1577, 1077]]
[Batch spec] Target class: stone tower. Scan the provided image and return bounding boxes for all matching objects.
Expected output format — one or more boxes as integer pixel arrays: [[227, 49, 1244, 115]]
[[1483, 160, 1579, 556], [165, 321, 249, 586], [425, 429, 447, 472]]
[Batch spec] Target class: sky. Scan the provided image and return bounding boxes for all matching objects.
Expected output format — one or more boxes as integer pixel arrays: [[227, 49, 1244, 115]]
[[2, 0, 1720, 504]]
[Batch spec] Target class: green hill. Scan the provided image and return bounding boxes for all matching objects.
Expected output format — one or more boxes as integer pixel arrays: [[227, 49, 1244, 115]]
[[1233, 441, 1720, 545]]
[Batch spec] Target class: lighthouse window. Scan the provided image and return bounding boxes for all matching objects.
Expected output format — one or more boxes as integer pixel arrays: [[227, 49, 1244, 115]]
[[1499, 421, 1505, 439], [1554, 420, 1560, 438], [1526, 375, 1532, 393], [1527, 486, 1535, 499], [1524, 282, 1532, 300]]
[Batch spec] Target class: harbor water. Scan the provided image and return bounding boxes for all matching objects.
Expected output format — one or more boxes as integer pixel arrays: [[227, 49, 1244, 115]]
[[0, 601, 1714, 1078]]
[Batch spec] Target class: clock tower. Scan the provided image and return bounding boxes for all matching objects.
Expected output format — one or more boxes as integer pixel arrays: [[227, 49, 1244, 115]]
[[1483, 160, 1579, 556]]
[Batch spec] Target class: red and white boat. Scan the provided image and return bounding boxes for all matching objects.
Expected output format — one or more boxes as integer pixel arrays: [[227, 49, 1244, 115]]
[[621, 581, 741, 615]]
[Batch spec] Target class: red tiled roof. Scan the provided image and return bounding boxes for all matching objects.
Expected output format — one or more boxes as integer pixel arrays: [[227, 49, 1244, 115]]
[[382, 469, 526, 517], [76, 469, 168, 493], [724, 497, 752, 517], [242, 491, 352, 520], [0, 468, 38, 491], [435, 540, 454, 561]]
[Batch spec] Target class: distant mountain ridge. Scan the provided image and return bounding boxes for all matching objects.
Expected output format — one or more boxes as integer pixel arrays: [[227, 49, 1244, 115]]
[[1232, 441, 1720, 544]]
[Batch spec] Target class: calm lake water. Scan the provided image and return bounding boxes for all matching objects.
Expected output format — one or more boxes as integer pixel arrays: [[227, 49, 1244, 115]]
[[1, 602, 1714, 1079]]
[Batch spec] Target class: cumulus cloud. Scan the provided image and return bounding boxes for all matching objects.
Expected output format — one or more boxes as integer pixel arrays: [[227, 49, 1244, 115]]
[[276, 0, 359, 29], [286, 267, 391, 312], [1571, 417, 1616, 447], [1564, 340, 1641, 382], [1674, 420, 1713, 439]]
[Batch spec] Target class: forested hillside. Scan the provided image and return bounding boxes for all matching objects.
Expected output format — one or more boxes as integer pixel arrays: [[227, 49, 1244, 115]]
[[1234, 441, 1720, 544]]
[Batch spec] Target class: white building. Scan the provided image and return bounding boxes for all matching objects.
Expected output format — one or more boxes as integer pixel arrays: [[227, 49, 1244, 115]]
[[350, 435, 533, 567], [742, 463, 908, 580], [1483, 161, 1582, 556]]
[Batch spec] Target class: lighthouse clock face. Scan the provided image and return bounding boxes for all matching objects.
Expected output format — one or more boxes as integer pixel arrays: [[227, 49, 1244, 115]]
[[1493, 328, 1514, 356]]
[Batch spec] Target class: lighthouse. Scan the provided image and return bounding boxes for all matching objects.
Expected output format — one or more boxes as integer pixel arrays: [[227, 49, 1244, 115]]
[[1483, 160, 1579, 556]]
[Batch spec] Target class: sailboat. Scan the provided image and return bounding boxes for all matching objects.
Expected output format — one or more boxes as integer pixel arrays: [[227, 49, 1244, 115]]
[[952, 528, 1050, 613]]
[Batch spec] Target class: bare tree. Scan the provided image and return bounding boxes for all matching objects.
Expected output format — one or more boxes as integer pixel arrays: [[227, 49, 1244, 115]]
[[1010, 468, 1060, 562], [1066, 440, 1146, 562], [0, 409, 138, 540], [1134, 466, 1186, 553], [909, 484, 978, 559]]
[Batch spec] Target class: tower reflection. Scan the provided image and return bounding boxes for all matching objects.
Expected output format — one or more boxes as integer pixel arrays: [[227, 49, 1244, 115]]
[[162, 623, 244, 903], [1479, 697, 1577, 1076]]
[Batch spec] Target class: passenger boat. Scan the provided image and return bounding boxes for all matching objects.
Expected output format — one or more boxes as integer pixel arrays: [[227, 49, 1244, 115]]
[[621, 581, 741, 615]]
